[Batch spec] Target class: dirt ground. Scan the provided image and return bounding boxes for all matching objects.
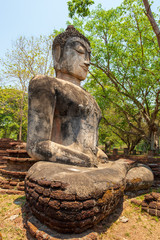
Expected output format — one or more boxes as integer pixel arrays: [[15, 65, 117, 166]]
[[94, 195, 160, 240], [0, 194, 27, 240], [0, 193, 160, 240]]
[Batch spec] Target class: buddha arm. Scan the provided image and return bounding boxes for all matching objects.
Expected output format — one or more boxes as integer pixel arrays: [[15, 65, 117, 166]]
[[26, 78, 94, 166], [27, 75, 56, 158], [26, 75, 99, 167]]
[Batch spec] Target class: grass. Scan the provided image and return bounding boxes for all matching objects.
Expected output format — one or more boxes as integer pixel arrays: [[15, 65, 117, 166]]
[[152, 216, 159, 222], [125, 232, 130, 237], [154, 188, 160, 193], [0, 192, 160, 240], [0, 194, 27, 240]]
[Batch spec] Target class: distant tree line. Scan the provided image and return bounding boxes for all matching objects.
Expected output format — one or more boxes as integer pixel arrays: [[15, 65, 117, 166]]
[[0, 86, 28, 141], [0, 35, 55, 141]]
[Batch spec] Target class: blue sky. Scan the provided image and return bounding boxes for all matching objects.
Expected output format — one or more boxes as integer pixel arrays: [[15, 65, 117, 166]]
[[0, 0, 159, 60]]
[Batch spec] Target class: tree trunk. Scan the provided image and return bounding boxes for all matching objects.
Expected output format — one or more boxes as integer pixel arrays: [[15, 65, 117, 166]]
[[19, 116, 22, 141], [19, 92, 25, 141], [143, 0, 160, 49], [4, 130, 7, 138], [150, 130, 159, 152], [105, 143, 108, 153], [129, 137, 142, 153]]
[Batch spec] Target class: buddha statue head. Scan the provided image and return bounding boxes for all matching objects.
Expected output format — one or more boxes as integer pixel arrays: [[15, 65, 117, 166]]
[[52, 25, 91, 85]]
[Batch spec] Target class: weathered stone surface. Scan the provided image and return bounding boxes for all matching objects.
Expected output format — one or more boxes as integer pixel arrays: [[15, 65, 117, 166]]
[[149, 202, 157, 209], [125, 163, 154, 192], [145, 194, 154, 202], [27, 75, 102, 167], [26, 213, 99, 240], [48, 200, 60, 210], [0, 189, 23, 195], [0, 141, 37, 193], [25, 158, 154, 233], [149, 208, 156, 216], [140, 192, 160, 218], [109, 155, 159, 187], [130, 199, 142, 206], [61, 201, 83, 210], [0, 174, 25, 192], [157, 210, 160, 217], [83, 200, 96, 209], [157, 203, 160, 210], [0, 167, 27, 177], [151, 192, 160, 201], [141, 201, 148, 207], [43, 188, 51, 197], [50, 181, 62, 189], [26, 26, 109, 168], [25, 160, 126, 233], [35, 185, 44, 194], [17, 186, 25, 191], [31, 191, 39, 200], [10, 181, 18, 186], [26, 161, 127, 198]]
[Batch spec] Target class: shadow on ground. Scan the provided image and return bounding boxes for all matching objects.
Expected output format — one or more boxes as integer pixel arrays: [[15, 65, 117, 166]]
[[93, 197, 124, 235], [14, 196, 36, 240]]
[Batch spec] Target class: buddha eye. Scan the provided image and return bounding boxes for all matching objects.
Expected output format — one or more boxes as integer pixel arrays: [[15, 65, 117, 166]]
[[76, 46, 85, 54], [73, 43, 85, 54]]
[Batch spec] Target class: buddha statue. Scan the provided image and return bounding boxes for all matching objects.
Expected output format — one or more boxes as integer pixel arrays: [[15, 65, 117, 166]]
[[27, 25, 108, 167]]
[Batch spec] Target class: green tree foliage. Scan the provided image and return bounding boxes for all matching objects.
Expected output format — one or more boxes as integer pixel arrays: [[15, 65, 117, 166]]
[[1, 35, 54, 90], [0, 35, 54, 140], [0, 87, 28, 141], [68, 0, 160, 48], [99, 119, 124, 152], [69, 0, 160, 151], [67, 0, 94, 18], [143, 0, 160, 48]]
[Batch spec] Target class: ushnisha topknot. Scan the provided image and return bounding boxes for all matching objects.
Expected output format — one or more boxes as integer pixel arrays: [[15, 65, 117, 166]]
[[52, 25, 90, 51]]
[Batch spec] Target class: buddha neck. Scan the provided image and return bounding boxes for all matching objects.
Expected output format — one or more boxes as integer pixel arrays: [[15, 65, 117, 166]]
[[56, 71, 81, 86]]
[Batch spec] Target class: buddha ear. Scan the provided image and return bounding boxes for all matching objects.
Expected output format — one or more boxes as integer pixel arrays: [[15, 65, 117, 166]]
[[54, 45, 61, 63]]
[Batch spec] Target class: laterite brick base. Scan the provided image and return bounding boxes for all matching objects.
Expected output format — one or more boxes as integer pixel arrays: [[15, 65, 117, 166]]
[[25, 177, 123, 234], [131, 192, 160, 218], [0, 138, 18, 165], [141, 192, 160, 217], [25, 208, 98, 240], [25, 161, 126, 234], [0, 176, 25, 189], [0, 141, 38, 193]]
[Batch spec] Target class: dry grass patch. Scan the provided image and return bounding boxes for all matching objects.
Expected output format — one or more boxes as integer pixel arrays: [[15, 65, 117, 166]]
[[0, 193, 160, 240], [97, 198, 160, 240], [0, 194, 27, 240]]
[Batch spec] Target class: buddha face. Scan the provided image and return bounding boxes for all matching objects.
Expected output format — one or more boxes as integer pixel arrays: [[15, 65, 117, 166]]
[[55, 37, 91, 84]]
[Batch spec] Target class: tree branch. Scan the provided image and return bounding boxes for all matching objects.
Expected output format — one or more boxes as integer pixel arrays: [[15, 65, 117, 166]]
[[143, 0, 160, 49]]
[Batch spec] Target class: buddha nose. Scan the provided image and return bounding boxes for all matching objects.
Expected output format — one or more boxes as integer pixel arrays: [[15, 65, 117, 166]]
[[84, 59, 90, 67]]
